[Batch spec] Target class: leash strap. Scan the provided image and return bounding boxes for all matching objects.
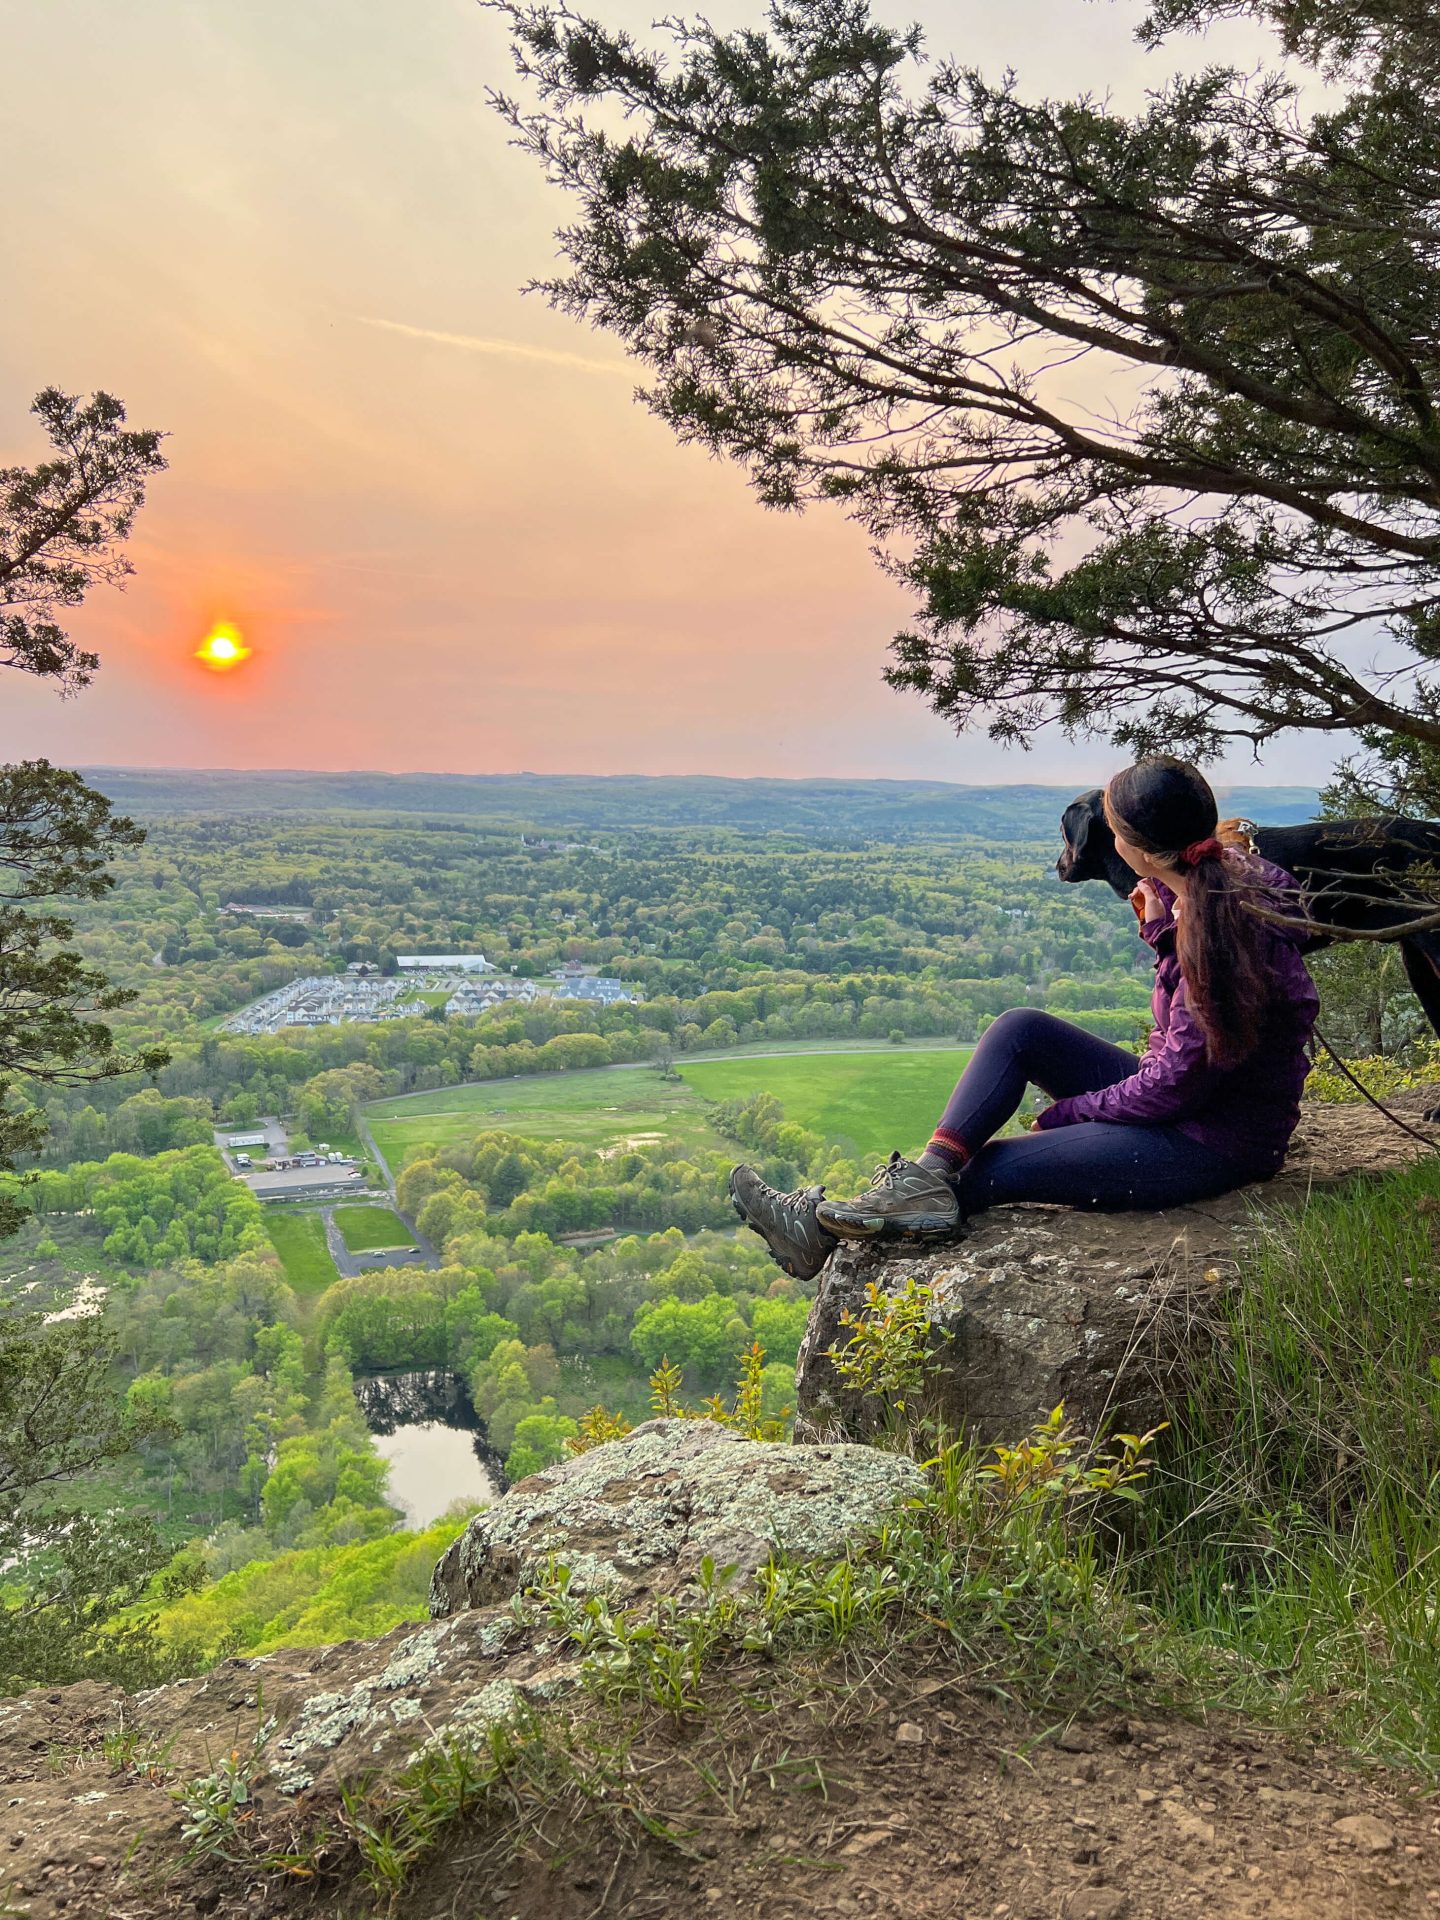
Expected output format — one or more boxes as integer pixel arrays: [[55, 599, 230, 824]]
[[1311, 1027, 1439, 1148]]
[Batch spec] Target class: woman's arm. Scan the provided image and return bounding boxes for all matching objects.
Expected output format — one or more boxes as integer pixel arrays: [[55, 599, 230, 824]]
[[1033, 984, 1225, 1130]]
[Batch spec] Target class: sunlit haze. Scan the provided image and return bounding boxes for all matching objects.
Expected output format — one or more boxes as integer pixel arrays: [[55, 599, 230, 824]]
[[0, 0, 1317, 786]]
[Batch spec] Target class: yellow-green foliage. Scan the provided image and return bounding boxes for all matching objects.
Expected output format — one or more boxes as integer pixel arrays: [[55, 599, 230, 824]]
[[567, 1342, 793, 1454], [830, 1277, 947, 1418], [130, 1519, 469, 1667], [1305, 1041, 1440, 1105]]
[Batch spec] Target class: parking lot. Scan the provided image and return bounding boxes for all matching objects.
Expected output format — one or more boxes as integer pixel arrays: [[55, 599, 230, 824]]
[[243, 1163, 368, 1200], [212, 1115, 289, 1172], [212, 1116, 368, 1200]]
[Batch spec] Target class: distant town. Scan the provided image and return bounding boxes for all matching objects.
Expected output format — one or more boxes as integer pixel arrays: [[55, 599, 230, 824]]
[[221, 953, 643, 1035]]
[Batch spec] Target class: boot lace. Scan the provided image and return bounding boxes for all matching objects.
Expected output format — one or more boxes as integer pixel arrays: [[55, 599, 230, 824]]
[[868, 1154, 911, 1192]]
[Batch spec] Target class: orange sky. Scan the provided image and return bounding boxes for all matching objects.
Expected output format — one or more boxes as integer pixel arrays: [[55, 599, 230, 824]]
[[0, 0, 1316, 784]]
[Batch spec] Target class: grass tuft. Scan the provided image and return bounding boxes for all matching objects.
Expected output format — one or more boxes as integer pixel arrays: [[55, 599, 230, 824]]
[[1134, 1155, 1440, 1768]]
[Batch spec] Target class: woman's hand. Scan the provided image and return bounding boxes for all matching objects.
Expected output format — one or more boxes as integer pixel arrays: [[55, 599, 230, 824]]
[[1130, 879, 1162, 925]]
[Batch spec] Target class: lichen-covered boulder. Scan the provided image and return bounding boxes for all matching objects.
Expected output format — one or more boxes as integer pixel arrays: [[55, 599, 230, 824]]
[[796, 1092, 1435, 1449], [430, 1416, 925, 1616]]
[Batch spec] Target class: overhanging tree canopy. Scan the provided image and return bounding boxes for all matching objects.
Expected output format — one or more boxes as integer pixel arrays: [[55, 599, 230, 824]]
[[494, 0, 1440, 782], [1, 389, 165, 693]]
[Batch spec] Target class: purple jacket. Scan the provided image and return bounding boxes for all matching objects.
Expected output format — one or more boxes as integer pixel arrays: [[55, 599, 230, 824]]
[[1033, 856, 1318, 1170]]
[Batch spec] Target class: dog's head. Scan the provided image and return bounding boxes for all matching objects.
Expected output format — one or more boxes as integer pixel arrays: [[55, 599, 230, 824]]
[[1057, 789, 1137, 897]]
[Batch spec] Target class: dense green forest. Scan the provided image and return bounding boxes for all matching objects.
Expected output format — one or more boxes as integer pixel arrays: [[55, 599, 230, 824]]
[[0, 1095, 827, 1677]]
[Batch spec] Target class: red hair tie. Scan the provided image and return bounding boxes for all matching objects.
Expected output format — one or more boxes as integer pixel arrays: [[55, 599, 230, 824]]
[[1180, 837, 1223, 868]]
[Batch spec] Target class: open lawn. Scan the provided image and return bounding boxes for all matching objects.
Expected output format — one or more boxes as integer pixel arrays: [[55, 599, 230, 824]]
[[290, 1122, 366, 1160], [264, 1212, 340, 1302], [679, 1048, 973, 1162], [363, 1046, 975, 1172], [333, 1205, 417, 1254], [365, 1065, 724, 1169]]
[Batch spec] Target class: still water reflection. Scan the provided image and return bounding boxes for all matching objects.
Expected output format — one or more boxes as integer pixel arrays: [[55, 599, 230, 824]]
[[353, 1370, 504, 1528]]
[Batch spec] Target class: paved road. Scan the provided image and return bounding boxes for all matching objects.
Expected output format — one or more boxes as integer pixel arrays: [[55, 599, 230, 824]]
[[355, 1109, 393, 1193]]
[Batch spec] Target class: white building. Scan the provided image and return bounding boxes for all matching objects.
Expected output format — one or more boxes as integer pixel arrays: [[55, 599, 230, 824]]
[[395, 954, 494, 972]]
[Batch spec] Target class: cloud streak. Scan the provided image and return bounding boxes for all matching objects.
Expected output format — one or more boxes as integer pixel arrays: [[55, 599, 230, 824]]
[[356, 314, 628, 376]]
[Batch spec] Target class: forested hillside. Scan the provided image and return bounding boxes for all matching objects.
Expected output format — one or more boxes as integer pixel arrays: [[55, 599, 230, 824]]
[[82, 768, 1322, 837]]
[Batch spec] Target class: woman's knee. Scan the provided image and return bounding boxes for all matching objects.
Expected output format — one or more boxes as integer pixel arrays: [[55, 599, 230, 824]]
[[981, 1007, 1059, 1050]]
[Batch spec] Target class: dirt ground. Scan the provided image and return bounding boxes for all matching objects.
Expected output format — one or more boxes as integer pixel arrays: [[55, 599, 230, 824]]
[[406, 1674, 1440, 1920], [10, 1650, 1438, 1920]]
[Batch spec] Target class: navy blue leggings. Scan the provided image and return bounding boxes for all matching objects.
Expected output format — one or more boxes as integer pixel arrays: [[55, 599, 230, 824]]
[[934, 1009, 1245, 1213]]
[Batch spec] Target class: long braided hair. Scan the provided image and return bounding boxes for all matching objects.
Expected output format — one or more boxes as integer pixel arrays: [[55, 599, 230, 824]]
[[1104, 756, 1271, 1069]]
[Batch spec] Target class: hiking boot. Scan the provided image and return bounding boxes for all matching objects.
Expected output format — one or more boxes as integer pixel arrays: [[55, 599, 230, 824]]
[[728, 1164, 838, 1282], [816, 1152, 960, 1240]]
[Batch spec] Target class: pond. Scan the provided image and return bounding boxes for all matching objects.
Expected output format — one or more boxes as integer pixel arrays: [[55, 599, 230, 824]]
[[353, 1369, 505, 1528]]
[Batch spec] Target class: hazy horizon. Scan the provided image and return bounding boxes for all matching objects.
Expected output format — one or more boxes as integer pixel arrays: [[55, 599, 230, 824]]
[[76, 763, 1321, 789]]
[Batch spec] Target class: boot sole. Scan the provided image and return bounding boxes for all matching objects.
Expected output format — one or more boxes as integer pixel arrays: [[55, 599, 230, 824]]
[[817, 1210, 957, 1241]]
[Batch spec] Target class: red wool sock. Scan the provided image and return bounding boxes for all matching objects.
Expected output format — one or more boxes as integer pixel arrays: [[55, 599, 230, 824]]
[[924, 1128, 971, 1175]]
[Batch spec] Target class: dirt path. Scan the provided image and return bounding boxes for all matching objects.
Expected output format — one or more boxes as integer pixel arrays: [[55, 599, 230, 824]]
[[7, 1661, 1438, 1920], [410, 1687, 1440, 1920], [354, 1108, 394, 1191]]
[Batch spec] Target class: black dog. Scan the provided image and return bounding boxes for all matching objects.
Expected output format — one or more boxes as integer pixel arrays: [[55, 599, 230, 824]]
[[1057, 790, 1440, 1043]]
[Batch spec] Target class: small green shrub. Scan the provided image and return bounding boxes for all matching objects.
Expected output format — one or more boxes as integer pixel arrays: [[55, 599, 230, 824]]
[[828, 1276, 949, 1428], [173, 1715, 275, 1861], [566, 1342, 791, 1452], [1304, 1039, 1440, 1105]]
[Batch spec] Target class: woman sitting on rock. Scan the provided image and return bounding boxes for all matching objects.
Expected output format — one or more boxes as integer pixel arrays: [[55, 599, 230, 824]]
[[729, 757, 1319, 1281]]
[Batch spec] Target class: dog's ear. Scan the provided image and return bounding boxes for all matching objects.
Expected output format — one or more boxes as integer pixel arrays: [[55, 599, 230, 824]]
[[1057, 798, 1092, 880]]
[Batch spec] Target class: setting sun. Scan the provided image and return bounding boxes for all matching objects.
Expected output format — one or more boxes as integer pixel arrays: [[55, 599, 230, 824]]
[[194, 622, 252, 671]]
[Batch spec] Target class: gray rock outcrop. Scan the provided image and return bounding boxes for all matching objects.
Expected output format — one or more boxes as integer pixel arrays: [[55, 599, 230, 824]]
[[430, 1415, 924, 1614], [796, 1092, 1435, 1448]]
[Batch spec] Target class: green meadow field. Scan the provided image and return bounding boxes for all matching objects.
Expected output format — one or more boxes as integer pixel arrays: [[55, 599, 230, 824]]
[[263, 1211, 340, 1302], [365, 1066, 721, 1170], [333, 1205, 418, 1253], [364, 1044, 973, 1172], [679, 1048, 972, 1162]]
